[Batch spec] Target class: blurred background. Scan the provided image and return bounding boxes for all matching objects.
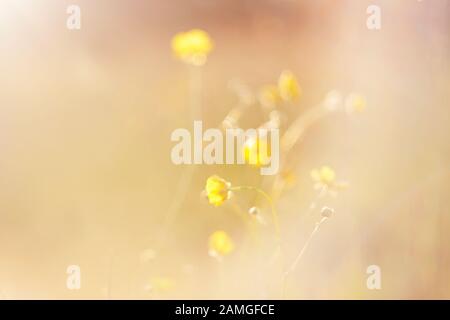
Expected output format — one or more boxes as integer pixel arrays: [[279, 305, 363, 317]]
[[0, 0, 449, 299]]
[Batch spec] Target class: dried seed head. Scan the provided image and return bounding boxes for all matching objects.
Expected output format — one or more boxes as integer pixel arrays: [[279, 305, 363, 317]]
[[321, 206, 334, 218], [248, 206, 260, 215]]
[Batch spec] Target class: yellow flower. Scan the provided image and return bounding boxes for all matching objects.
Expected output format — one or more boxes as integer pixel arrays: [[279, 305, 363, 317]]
[[149, 276, 175, 293], [205, 175, 231, 206], [311, 166, 336, 187], [171, 29, 213, 66], [243, 137, 271, 167], [278, 70, 301, 101], [259, 85, 280, 109], [345, 93, 366, 113], [209, 230, 234, 257], [280, 169, 297, 189]]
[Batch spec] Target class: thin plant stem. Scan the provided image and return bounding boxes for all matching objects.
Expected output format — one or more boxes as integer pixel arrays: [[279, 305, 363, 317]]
[[282, 217, 328, 297], [189, 64, 203, 119], [308, 186, 328, 215]]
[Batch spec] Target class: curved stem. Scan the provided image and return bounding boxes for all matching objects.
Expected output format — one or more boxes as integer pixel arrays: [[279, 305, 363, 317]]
[[230, 186, 281, 244]]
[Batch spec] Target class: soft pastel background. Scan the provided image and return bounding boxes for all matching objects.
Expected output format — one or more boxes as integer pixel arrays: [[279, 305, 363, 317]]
[[0, 0, 449, 299]]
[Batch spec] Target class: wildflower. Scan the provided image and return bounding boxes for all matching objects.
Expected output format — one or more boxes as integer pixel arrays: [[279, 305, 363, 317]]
[[148, 276, 175, 293], [259, 85, 280, 109], [171, 29, 213, 66], [205, 175, 231, 206], [310, 165, 336, 189], [208, 230, 234, 257], [278, 70, 301, 101], [311, 165, 348, 196], [243, 137, 271, 167], [345, 93, 366, 113]]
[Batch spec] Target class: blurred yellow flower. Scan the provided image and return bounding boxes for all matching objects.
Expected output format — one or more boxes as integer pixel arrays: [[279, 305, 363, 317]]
[[278, 70, 301, 101], [171, 29, 213, 66], [205, 175, 231, 206], [208, 230, 234, 257], [311, 165, 336, 187], [243, 137, 271, 167], [149, 276, 175, 293], [280, 169, 297, 189], [259, 85, 280, 109], [345, 93, 366, 113]]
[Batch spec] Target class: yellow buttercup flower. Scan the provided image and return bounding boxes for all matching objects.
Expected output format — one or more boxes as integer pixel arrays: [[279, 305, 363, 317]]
[[311, 166, 336, 187], [208, 230, 234, 257], [259, 85, 280, 109], [171, 29, 213, 66], [205, 175, 231, 207], [149, 276, 175, 293], [243, 137, 271, 167], [345, 93, 366, 113], [278, 70, 301, 101]]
